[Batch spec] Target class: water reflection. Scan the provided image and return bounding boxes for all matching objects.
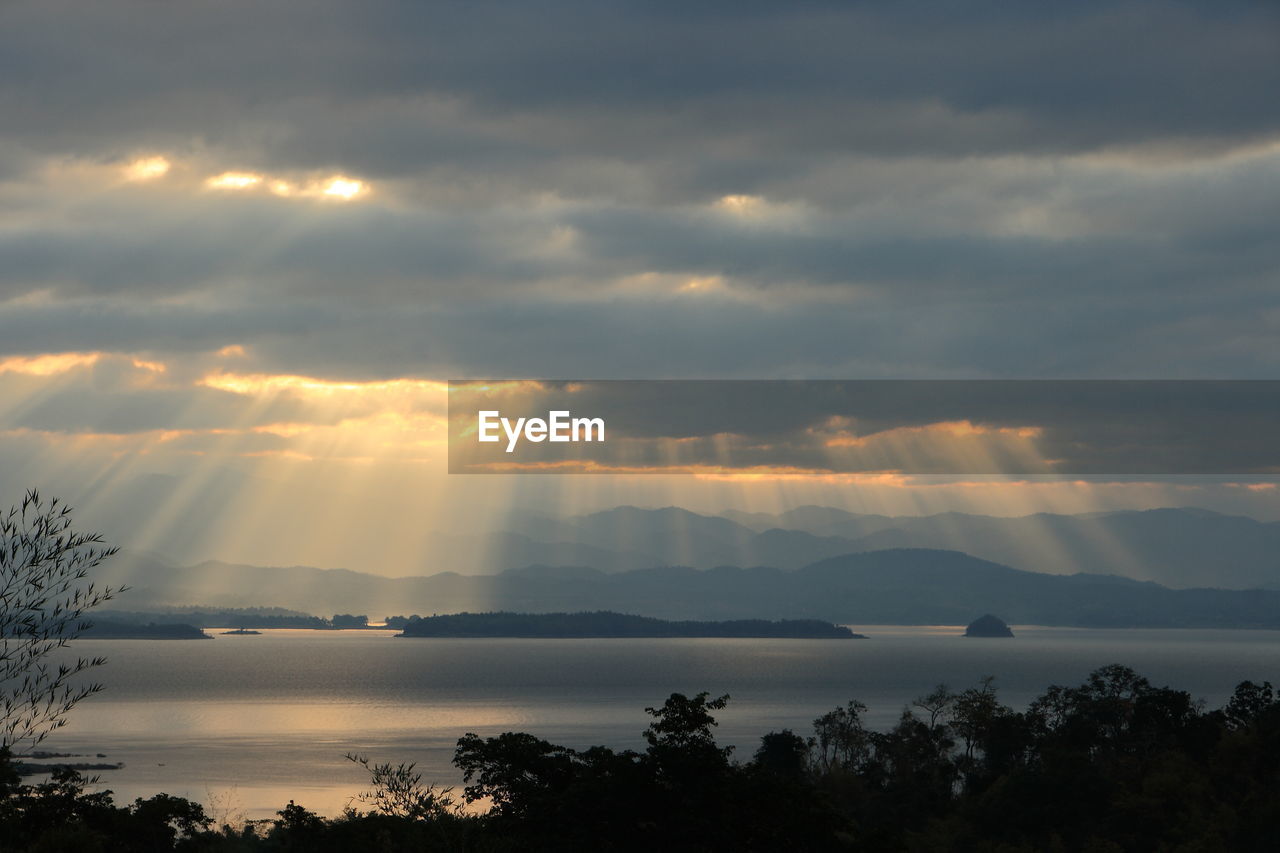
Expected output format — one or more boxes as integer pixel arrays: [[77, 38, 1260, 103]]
[[37, 627, 1280, 819]]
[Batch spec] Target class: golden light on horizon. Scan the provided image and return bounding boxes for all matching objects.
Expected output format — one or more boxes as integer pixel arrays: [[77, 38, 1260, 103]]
[[122, 156, 171, 181]]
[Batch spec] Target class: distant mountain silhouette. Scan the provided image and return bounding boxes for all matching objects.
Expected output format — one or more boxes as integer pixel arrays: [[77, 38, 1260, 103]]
[[87, 497, 1280, 586], [534, 505, 1280, 589], [565, 506, 760, 566], [788, 506, 1280, 589], [421, 531, 659, 574], [101, 547, 1280, 628]]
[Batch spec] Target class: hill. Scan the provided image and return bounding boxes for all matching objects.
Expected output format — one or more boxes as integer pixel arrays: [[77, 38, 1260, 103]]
[[97, 548, 1280, 629], [708, 505, 1280, 589]]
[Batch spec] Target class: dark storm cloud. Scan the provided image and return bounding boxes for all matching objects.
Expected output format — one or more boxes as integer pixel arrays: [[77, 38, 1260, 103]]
[[4, 285, 1278, 383], [0, 192, 568, 299], [3, 1, 1278, 170]]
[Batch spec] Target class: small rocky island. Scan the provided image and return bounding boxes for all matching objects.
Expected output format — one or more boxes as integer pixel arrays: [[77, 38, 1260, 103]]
[[398, 611, 865, 639], [964, 614, 1014, 638]]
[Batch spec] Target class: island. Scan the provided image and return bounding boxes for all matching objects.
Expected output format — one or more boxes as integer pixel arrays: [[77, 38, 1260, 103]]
[[220, 628, 262, 635], [398, 610, 865, 639], [964, 614, 1015, 637], [98, 608, 329, 629], [13, 757, 124, 777], [81, 620, 211, 639]]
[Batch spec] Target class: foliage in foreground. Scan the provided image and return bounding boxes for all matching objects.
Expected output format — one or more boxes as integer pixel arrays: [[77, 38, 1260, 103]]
[[3, 666, 1280, 851], [1, 490, 123, 752]]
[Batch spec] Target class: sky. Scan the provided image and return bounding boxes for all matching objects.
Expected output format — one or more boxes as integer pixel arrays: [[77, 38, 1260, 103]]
[[1, 1, 1278, 570]]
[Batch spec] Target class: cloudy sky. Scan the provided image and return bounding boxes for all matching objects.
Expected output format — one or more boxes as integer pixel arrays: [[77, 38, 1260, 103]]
[[1, 1, 1278, 569]]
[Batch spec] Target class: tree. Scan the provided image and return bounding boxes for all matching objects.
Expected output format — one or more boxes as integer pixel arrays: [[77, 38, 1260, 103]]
[[453, 731, 585, 820], [754, 729, 809, 779], [643, 691, 731, 757], [811, 699, 872, 773], [345, 753, 458, 821], [913, 683, 956, 730], [1, 490, 122, 751]]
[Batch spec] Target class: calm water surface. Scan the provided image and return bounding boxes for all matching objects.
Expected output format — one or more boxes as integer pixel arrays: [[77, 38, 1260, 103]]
[[36, 627, 1280, 819]]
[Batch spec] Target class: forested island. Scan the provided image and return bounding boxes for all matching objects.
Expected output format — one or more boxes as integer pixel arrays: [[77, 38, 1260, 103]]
[[98, 608, 329, 629], [80, 620, 210, 639], [397, 610, 863, 638]]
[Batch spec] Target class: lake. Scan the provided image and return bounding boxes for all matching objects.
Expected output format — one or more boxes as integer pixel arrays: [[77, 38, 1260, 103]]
[[35, 626, 1280, 820]]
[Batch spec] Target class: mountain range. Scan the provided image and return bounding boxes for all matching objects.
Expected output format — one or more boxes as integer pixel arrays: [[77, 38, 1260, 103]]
[[98, 542, 1280, 629], [398, 504, 1280, 591]]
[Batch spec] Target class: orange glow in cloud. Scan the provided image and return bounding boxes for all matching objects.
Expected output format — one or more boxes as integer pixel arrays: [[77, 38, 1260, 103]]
[[187, 372, 450, 461], [0, 352, 102, 376], [201, 371, 447, 398], [206, 171, 264, 190], [447, 380, 546, 396], [195, 169, 370, 200], [678, 275, 728, 294], [122, 156, 171, 181], [823, 420, 1043, 448], [0, 362, 448, 462], [251, 422, 315, 438], [461, 460, 905, 480], [321, 177, 365, 199], [715, 194, 765, 214]]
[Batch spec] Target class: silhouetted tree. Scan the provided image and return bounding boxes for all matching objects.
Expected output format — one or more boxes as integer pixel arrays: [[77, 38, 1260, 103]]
[[7, 667, 1280, 850], [912, 683, 956, 730], [811, 699, 873, 773], [1, 490, 121, 751], [643, 691, 731, 760], [345, 752, 459, 821], [754, 729, 808, 779]]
